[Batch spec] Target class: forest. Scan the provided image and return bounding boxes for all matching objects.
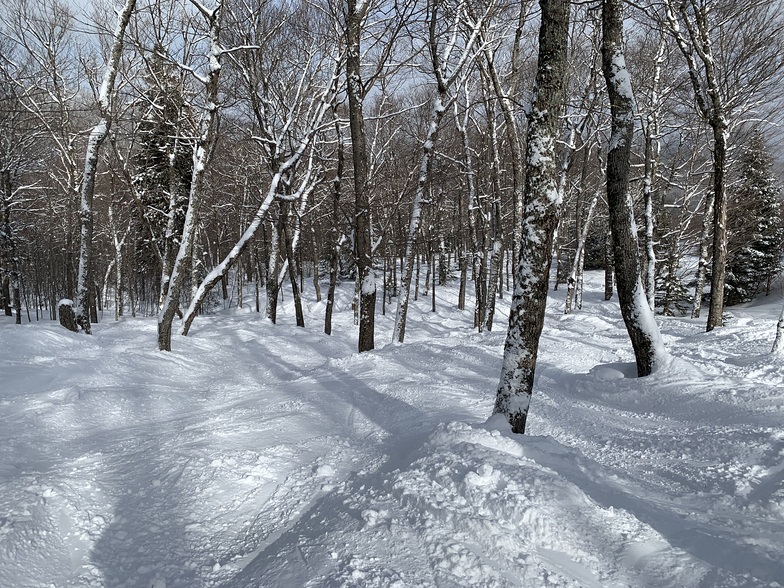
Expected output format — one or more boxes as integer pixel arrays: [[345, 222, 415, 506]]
[[2, 0, 782, 349], [2, 1, 784, 586]]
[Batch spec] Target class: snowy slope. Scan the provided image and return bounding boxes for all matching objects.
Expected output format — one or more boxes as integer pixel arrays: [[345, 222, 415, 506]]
[[1, 273, 783, 588]]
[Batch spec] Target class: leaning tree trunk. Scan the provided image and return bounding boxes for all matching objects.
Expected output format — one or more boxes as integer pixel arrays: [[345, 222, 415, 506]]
[[158, 0, 223, 351], [74, 0, 137, 334], [601, 0, 666, 377], [393, 96, 446, 343], [494, 0, 571, 434]]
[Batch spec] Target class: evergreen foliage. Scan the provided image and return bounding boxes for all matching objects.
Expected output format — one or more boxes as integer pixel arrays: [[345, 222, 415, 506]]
[[132, 48, 193, 278], [725, 131, 784, 306]]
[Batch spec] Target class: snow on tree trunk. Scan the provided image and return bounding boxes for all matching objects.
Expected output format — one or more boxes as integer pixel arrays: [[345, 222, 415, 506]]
[[265, 207, 282, 324], [483, 110, 504, 332], [325, 112, 343, 336], [74, 0, 137, 334], [394, 98, 445, 343], [773, 302, 784, 355], [158, 0, 223, 351], [692, 194, 713, 319], [601, 0, 667, 377], [494, 0, 571, 434], [565, 195, 598, 314]]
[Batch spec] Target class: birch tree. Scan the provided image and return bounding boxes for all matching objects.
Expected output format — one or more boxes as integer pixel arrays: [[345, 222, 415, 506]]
[[71, 0, 137, 333], [494, 0, 571, 434], [661, 0, 784, 331], [393, 0, 491, 344], [158, 0, 224, 351]]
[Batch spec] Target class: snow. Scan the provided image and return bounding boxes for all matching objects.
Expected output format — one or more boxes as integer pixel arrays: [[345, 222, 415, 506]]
[[2, 271, 784, 587]]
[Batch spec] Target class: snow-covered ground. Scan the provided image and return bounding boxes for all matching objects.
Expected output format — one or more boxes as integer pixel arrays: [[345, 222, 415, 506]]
[[1, 272, 783, 588]]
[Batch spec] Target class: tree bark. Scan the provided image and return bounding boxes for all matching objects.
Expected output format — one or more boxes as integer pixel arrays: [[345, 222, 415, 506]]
[[494, 0, 571, 434], [325, 115, 343, 335], [602, 0, 666, 377], [158, 0, 223, 351], [347, 0, 375, 352], [74, 0, 137, 334]]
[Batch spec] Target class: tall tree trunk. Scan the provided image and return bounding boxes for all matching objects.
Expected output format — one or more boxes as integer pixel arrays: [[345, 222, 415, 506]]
[[641, 38, 665, 311], [74, 0, 137, 334], [325, 115, 343, 335], [565, 195, 598, 314], [1, 170, 13, 317], [602, 0, 666, 377], [347, 0, 375, 352], [281, 201, 305, 327], [706, 121, 728, 331], [494, 0, 571, 434], [393, 97, 446, 343], [266, 210, 282, 324], [158, 0, 223, 351]]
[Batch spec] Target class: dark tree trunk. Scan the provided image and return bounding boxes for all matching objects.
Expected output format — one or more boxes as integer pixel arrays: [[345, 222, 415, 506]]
[[706, 121, 728, 331], [325, 116, 343, 336], [602, 0, 665, 377], [281, 201, 305, 327], [494, 0, 571, 434], [347, 0, 375, 352]]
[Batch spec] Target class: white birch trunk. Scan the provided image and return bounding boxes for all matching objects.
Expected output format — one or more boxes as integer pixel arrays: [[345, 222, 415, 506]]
[[773, 302, 784, 355], [158, 0, 223, 351], [393, 97, 445, 343], [73, 0, 137, 333], [565, 195, 598, 314]]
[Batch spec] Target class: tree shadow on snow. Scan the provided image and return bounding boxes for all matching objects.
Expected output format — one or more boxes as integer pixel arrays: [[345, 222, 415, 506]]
[[88, 409, 197, 588], [523, 435, 784, 586]]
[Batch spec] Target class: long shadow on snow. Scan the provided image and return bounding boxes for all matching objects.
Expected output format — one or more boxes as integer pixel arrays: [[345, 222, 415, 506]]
[[218, 368, 432, 587], [89, 408, 196, 588], [524, 434, 784, 586]]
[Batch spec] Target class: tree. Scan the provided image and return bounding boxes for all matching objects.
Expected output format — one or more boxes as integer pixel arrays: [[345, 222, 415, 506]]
[[602, 0, 667, 376], [494, 0, 571, 434], [661, 0, 784, 331], [73, 0, 137, 333], [346, 0, 376, 353], [725, 131, 784, 306], [158, 0, 224, 351]]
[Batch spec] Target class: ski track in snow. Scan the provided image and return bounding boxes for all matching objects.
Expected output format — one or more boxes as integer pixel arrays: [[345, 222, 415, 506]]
[[1, 273, 783, 588]]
